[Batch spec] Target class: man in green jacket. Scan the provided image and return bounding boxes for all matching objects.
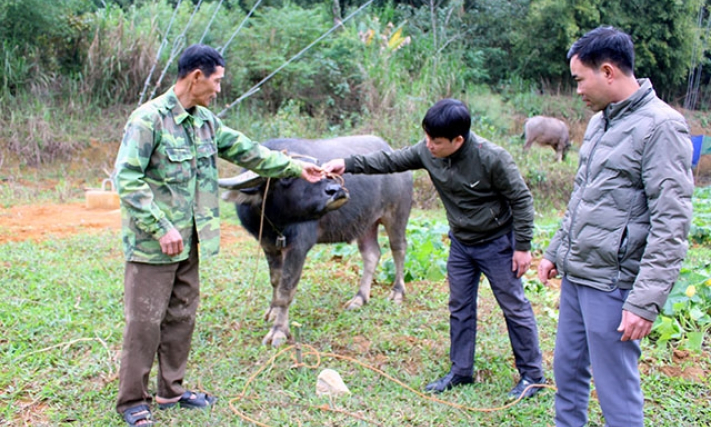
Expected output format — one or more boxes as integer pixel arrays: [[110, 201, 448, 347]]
[[113, 44, 323, 426], [538, 27, 694, 426], [323, 98, 545, 398]]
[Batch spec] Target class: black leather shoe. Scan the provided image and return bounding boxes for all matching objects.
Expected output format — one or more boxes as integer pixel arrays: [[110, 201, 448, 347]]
[[424, 371, 473, 393], [507, 375, 545, 400]]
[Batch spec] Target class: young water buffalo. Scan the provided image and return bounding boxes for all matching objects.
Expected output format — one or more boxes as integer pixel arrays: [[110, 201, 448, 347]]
[[219, 136, 413, 347], [522, 116, 571, 162]]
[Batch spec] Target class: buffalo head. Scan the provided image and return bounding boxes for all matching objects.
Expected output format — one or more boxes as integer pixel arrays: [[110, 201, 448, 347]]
[[219, 169, 349, 225]]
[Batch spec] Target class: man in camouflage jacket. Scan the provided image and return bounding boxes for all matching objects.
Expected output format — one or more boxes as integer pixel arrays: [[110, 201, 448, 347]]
[[113, 44, 322, 426]]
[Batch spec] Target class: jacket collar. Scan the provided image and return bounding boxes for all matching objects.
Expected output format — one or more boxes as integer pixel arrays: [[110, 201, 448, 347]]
[[603, 78, 655, 123], [446, 131, 476, 162], [163, 86, 208, 127]]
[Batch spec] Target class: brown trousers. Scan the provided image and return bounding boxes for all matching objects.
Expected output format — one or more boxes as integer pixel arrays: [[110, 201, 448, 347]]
[[115, 242, 200, 414]]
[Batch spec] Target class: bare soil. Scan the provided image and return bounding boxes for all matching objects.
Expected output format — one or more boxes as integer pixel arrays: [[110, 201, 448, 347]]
[[0, 202, 246, 247], [0, 203, 121, 244]]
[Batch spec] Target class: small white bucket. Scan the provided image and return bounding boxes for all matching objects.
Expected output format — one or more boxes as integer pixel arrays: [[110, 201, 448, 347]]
[[85, 179, 120, 210]]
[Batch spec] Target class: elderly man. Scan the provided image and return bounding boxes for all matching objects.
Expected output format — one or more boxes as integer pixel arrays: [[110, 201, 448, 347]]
[[113, 44, 322, 426]]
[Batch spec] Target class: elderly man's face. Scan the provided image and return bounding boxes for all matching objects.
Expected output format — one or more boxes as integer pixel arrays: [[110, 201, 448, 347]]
[[192, 66, 224, 108]]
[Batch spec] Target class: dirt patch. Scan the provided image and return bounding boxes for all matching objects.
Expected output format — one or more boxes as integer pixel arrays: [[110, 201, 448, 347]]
[[0, 202, 247, 246], [0, 203, 122, 244]]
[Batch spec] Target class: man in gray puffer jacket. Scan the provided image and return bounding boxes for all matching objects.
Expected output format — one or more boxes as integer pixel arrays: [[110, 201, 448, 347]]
[[538, 26, 694, 427]]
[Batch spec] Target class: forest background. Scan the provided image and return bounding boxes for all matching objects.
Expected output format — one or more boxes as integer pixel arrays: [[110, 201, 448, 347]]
[[1, 0, 711, 426]]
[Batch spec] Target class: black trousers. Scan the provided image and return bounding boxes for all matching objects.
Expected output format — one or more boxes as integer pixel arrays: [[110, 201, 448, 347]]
[[446, 232, 544, 380]]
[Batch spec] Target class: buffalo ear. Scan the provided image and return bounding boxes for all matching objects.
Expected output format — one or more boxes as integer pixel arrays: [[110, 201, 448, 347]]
[[221, 189, 261, 205], [218, 170, 266, 189]]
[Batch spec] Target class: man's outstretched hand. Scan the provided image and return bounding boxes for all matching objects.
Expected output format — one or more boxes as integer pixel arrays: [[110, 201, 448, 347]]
[[323, 159, 346, 175], [300, 162, 325, 183]]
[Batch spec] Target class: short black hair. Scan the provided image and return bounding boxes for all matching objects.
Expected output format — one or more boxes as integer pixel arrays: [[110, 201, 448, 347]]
[[421, 98, 471, 141], [567, 26, 635, 75], [177, 44, 225, 79]]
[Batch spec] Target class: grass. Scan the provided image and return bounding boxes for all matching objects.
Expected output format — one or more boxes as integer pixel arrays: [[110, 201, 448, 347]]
[[0, 86, 709, 425], [0, 197, 709, 426]]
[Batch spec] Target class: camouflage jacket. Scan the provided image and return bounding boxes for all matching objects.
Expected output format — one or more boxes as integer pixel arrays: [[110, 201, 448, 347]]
[[114, 87, 303, 264]]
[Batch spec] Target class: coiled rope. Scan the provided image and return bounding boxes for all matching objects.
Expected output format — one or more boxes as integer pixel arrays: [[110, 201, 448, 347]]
[[227, 342, 557, 426]]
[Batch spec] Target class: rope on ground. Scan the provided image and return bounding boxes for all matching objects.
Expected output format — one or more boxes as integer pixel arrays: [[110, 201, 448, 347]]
[[15, 332, 114, 362], [227, 343, 558, 426], [217, 0, 375, 118]]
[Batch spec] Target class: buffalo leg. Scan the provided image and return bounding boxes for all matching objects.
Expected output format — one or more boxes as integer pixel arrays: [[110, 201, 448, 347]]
[[262, 245, 311, 347], [263, 249, 283, 320], [346, 224, 380, 310], [555, 147, 563, 162], [384, 222, 407, 304]]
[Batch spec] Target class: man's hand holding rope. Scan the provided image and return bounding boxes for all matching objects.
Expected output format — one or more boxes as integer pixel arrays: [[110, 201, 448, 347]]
[[322, 159, 346, 176], [298, 161, 326, 182]]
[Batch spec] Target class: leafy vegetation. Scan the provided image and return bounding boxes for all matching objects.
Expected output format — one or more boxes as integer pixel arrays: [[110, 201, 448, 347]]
[[650, 187, 711, 352], [2, 0, 711, 108]]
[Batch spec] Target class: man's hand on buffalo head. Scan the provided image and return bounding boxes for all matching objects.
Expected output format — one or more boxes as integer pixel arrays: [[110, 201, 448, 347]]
[[323, 159, 346, 176], [299, 161, 325, 183]]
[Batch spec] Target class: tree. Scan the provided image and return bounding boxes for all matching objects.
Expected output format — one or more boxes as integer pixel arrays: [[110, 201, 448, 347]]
[[611, 0, 701, 99], [508, 0, 701, 99], [511, 0, 602, 90]]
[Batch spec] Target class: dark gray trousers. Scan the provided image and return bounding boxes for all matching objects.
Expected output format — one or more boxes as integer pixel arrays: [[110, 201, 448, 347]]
[[115, 242, 200, 414], [446, 232, 544, 380], [554, 277, 643, 427]]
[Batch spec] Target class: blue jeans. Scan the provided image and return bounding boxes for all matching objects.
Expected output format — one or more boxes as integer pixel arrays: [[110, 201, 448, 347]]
[[554, 277, 643, 427], [446, 232, 543, 380]]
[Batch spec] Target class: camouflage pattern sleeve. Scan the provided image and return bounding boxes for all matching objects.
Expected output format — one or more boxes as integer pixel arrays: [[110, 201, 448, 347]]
[[114, 113, 174, 241], [214, 118, 303, 177]]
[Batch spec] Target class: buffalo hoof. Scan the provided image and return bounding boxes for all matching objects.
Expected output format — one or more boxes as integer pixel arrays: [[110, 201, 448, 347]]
[[388, 290, 404, 304], [345, 295, 367, 310], [263, 328, 290, 347]]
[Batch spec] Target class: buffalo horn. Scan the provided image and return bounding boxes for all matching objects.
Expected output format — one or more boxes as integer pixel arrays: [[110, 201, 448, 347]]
[[218, 171, 266, 189]]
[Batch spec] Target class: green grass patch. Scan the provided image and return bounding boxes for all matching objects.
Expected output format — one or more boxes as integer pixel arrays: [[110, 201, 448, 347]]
[[1, 201, 709, 425]]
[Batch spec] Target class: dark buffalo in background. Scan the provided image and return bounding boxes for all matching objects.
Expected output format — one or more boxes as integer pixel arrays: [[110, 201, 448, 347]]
[[219, 136, 414, 347], [522, 115, 571, 162]]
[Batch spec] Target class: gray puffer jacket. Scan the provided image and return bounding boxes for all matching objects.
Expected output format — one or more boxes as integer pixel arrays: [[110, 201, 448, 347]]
[[544, 79, 694, 321]]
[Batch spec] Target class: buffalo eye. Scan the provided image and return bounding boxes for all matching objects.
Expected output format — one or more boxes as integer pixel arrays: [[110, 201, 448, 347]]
[[279, 177, 297, 188]]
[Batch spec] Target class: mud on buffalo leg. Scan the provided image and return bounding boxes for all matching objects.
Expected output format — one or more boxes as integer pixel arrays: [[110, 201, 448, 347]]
[[262, 245, 310, 347], [555, 148, 563, 162], [263, 249, 283, 320], [384, 221, 407, 304], [346, 224, 380, 310]]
